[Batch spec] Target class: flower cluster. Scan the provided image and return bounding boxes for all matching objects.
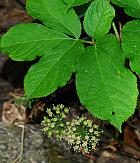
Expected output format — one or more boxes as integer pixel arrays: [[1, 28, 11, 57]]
[[42, 104, 101, 154], [62, 116, 101, 153], [42, 104, 69, 138]]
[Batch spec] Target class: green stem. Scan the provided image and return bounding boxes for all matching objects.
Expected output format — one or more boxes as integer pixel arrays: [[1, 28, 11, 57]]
[[80, 39, 95, 45], [112, 22, 120, 41]]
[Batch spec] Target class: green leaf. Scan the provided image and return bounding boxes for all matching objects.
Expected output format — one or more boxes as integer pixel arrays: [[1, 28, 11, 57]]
[[122, 20, 140, 74], [25, 40, 84, 98], [76, 34, 138, 131], [111, 0, 140, 18], [26, 0, 81, 38], [83, 0, 115, 39], [63, 0, 92, 8], [1, 23, 70, 61]]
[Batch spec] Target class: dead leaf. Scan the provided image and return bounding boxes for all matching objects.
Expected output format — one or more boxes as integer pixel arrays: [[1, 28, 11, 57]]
[[96, 151, 118, 163], [2, 102, 26, 126], [123, 125, 140, 158], [27, 102, 45, 122], [102, 144, 118, 153]]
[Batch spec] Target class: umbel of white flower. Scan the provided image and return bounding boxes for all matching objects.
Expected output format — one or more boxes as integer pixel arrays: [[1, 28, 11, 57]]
[[42, 104, 102, 154]]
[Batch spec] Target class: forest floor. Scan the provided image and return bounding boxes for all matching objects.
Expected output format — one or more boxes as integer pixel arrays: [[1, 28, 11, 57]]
[[0, 0, 140, 162]]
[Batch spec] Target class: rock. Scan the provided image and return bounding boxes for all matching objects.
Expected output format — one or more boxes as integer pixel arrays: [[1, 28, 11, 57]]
[[0, 122, 88, 163]]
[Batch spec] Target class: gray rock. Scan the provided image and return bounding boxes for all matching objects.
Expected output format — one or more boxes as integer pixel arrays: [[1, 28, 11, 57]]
[[0, 122, 88, 163]]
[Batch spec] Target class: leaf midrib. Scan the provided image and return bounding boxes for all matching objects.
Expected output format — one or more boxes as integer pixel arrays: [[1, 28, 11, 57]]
[[94, 45, 114, 111], [30, 3, 80, 38], [2, 38, 74, 49], [45, 2, 78, 38], [28, 40, 79, 97], [92, 1, 106, 37]]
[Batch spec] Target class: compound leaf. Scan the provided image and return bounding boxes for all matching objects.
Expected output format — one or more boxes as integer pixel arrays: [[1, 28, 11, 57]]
[[25, 40, 84, 98], [122, 20, 140, 74], [26, 0, 81, 38], [1, 23, 70, 61], [63, 0, 92, 8], [84, 0, 115, 39], [76, 34, 138, 131], [111, 0, 140, 18]]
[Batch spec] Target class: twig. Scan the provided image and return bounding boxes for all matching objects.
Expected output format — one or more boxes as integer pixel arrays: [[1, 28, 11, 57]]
[[11, 125, 25, 163]]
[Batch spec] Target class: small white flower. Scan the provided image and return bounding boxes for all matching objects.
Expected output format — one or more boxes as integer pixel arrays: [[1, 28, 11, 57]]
[[61, 113, 66, 118], [91, 136, 96, 141], [80, 116, 85, 121], [51, 123, 55, 128], [69, 139, 75, 144], [64, 108, 69, 113], [46, 119, 51, 123], [71, 134, 76, 139], [47, 109, 53, 117], [75, 120, 80, 125], [82, 141, 87, 147], [76, 140, 81, 144], [60, 123, 64, 127], [77, 136, 81, 140], [66, 121, 70, 125], [71, 122, 75, 126], [59, 104, 64, 109], [72, 127, 76, 131], [73, 145, 80, 151], [85, 135, 89, 140], [87, 120, 92, 127], [83, 121, 87, 125], [93, 124, 98, 128], [89, 128, 93, 133], [94, 131, 99, 135]]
